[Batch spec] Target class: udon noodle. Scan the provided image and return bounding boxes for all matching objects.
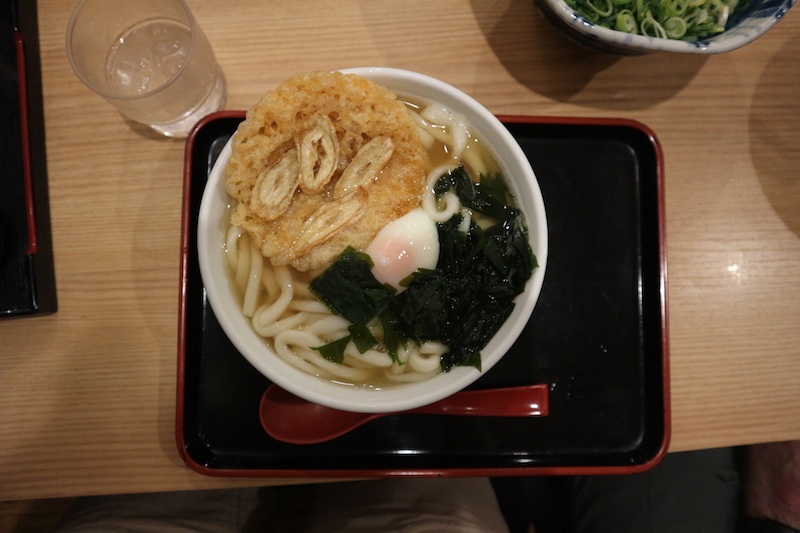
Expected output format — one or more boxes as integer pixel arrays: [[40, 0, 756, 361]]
[[225, 99, 501, 387]]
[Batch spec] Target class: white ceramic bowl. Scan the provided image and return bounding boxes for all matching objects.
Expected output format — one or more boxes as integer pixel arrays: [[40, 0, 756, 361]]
[[537, 0, 795, 54], [197, 67, 548, 413]]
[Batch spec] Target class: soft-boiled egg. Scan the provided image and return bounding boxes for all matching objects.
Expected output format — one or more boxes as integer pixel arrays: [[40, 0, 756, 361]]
[[365, 208, 439, 291]]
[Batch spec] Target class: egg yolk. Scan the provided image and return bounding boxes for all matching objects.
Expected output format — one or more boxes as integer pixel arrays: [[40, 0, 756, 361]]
[[365, 209, 439, 291]]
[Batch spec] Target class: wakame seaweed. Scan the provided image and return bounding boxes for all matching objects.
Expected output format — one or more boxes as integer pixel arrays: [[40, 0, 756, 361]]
[[308, 168, 537, 372], [311, 335, 350, 364], [309, 246, 394, 326], [435, 166, 516, 222], [309, 248, 394, 363], [394, 210, 535, 372]]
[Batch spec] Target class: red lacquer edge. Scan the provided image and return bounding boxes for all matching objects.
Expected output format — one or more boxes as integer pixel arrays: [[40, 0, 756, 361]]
[[174, 117, 198, 476], [15, 30, 37, 256], [175, 111, 247, 473], [175, 112, 671, 479]]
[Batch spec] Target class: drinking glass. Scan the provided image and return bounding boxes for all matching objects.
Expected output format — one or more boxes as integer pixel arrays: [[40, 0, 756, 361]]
[[66, 0, 226, 138]]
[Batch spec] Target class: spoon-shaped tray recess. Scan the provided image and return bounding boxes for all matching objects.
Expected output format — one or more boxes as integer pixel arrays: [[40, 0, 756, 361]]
[[259, 384, 550, 445]]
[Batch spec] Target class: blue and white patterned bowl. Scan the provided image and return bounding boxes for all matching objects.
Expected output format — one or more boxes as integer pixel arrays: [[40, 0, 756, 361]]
[[536, 0, 795, 54]]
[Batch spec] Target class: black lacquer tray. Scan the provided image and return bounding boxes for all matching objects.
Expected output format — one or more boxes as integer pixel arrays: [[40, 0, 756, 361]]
[[177, 111, 669, 477], [0, 0, 56, 317]]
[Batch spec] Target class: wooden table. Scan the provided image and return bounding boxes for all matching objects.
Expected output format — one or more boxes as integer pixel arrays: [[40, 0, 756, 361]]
[[2, 0, 799, 502]]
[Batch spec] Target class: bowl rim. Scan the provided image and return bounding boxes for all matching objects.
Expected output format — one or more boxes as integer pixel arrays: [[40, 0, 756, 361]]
[[539, 0, 796, 53], [197, 67, 548, 413]]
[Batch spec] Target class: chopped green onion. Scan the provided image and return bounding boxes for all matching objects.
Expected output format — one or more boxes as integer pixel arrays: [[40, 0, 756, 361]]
[[617, 10, 638, 32], [564, 0, 747, 40], [640, 13, 668, 38], [668, 0, 688, 17], [664, 16, 688, 37], [587, 0, 614, 17]]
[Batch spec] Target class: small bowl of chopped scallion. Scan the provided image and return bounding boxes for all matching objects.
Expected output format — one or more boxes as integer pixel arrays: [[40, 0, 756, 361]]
[[535, 0, 795, 54]]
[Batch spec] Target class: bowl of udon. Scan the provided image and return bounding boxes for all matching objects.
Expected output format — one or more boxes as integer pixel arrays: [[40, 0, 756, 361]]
[[198, 67, 547, 414]]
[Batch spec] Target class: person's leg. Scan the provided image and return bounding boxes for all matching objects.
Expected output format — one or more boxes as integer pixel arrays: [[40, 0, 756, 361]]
[[51, 479, 509, 533], [558, 448, 741, 533], [51, 487, 264, 533], [305, 477, 510, 533], [740, 440, 800, 532]]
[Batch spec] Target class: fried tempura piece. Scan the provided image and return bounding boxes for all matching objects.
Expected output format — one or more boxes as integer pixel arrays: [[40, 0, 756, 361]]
[[225, 71, 428, 272]]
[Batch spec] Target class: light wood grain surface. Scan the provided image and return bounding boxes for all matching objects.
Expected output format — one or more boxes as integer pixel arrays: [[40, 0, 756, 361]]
[[1, 0, 799, 501]]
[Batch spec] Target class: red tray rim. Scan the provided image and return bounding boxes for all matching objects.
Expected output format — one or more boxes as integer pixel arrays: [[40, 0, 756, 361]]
[[175, 110, 671, 478]]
